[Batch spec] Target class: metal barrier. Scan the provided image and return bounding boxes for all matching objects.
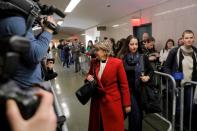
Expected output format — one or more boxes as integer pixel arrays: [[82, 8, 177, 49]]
[[143, 113, 172, 131], [154, 71, 177, 131], [79, 54, 91, 75], [50, 82, 68, 131], [179, 81, 197, 131]]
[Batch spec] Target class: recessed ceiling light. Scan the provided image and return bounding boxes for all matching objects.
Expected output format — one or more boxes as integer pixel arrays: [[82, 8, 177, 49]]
[[112, 24, 120, 28], [32, 26, 42, 31], [65, 0, 81, 13], [57, 20, 64, 25]]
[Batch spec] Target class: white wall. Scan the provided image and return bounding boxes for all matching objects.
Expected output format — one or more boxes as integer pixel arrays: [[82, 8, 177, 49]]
[[100, 0, 197, 50], [85, 27, 100, 47]]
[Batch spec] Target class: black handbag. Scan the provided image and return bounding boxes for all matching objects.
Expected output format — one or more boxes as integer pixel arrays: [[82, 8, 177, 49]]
[[75, 62, 98, 105], [140, 54, 162, 113], [142, 84, 162, 113], [75, 80, 98, 105]]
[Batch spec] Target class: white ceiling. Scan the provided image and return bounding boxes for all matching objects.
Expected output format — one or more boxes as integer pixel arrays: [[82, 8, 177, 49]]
[[40, 0, 168, 36]]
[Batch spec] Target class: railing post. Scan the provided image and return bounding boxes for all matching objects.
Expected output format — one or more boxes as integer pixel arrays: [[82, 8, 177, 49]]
[[154, 71, 176, 131], [180, 86, 184, 131]]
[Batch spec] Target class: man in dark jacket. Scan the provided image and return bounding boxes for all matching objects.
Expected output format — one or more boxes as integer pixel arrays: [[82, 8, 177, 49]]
[[63, 42, 71, 68], [164, 30, 197, 131]]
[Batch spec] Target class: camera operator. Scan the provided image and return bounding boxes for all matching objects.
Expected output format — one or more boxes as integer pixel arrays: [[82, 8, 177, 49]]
[[0, 13, 57, 88], [6, 88, 57, 131]]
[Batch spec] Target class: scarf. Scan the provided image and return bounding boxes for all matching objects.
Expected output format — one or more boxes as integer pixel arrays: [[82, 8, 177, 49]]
[[124, 52, 143, 88]]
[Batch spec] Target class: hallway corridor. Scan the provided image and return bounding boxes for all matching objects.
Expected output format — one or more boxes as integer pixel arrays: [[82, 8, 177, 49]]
[[51, 52, 90, 131]]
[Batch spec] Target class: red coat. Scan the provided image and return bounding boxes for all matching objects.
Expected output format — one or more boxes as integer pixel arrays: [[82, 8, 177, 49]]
[[87, 57, 131, 131]]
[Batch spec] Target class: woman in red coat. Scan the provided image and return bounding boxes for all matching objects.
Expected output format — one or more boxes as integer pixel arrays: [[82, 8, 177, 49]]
[[86, 41, 131, 131]]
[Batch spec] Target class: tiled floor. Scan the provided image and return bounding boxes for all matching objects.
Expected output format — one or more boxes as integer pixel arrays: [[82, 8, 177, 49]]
[[51, 52, 90, 131]]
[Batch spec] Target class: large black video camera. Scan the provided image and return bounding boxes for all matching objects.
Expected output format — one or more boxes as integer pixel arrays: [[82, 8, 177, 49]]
[[0, 0, 66, 34], [0, 36, 40, 131]]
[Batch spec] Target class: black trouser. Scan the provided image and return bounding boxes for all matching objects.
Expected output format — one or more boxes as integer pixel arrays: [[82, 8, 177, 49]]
[[128, 90, 143, 131], [63, 55, 70, 67]]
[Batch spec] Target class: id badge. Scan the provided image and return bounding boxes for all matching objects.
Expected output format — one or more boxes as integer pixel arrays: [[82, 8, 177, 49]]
[[172, 72, 184, 80]]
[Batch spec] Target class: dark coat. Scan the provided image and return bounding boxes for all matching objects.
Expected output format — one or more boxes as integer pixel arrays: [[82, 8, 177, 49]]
[[123, 54, 154, 93], [163, 46, 197, 81], [63, 45, 70, 56], [87, 57, 131, 131]]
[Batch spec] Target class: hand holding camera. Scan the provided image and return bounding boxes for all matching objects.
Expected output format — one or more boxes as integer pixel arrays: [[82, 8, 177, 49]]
[[6, 88, 57, 131], [43, 16, 57, 34]]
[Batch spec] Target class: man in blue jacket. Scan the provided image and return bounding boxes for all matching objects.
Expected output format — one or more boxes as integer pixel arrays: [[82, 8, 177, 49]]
[[0, 15, 56, 88]]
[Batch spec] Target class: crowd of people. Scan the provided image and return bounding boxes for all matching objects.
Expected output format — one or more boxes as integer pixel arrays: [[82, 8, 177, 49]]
[[57, 39, 86, 72], [1, 4, 196, 130], [81, 30, 197, 131], [0, 0, 196, 131]]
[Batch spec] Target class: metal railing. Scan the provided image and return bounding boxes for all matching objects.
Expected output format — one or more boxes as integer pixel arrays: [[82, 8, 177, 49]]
[[154, 71, 177, 131], [143, 113, 172, 131], [50, 82, 68, 131], [179, 81, 197, 131], [79, 53, 91, 75]]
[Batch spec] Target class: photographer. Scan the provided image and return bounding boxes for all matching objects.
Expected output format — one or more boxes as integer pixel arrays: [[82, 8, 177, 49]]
[[6, 88, 57, 131], [0, 36, 58, 131], [0, 12, 57, 88]]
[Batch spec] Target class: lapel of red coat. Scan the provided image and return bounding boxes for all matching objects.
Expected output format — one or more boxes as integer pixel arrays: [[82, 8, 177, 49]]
[[94, 58, 112, 91], [94, 60, 104, 89], [100, 57, 112, 83]]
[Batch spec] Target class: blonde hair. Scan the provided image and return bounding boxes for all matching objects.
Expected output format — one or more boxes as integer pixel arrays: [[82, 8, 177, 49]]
[[94, 41, 113, 56]]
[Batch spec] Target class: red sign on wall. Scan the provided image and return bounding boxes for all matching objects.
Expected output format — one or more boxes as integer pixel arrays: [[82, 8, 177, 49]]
[[131, 19, 141, 27]]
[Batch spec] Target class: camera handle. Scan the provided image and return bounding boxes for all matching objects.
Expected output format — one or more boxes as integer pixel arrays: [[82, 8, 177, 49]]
[[43, 18, 60, 35]]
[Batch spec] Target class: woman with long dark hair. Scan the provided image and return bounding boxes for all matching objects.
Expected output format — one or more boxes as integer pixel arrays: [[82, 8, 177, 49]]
[[117, 35, 133, 59], [123, 36, 154, 131]]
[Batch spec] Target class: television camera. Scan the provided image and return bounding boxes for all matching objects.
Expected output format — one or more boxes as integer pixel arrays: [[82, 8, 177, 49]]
[[0, 0, 66, 34]]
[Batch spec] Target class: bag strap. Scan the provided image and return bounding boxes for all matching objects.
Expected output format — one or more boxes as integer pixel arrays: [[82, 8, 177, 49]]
[[140, 54, 145, 75]]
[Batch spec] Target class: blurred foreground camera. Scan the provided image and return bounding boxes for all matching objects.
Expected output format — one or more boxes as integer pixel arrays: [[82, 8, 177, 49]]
[[0, 0, 66, 34], [0, 81, 40, 131], [0, 36, 30, 83], [0, 36, 40, 131]]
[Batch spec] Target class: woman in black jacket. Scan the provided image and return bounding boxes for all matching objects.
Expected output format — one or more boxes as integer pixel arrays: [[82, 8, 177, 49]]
[[122, 36, 154, 131]]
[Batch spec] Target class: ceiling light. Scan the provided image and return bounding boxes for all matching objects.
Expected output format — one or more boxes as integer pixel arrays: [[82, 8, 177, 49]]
[[81, 33, 86, 36], [112, 24, 120, 28], [64, 0, 81, 13], [57, 20, 63, 25], [32, 26, 42, 31]]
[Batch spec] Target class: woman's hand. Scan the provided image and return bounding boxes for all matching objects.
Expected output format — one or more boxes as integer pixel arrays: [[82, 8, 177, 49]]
[[124, 106, 131, 114], [87, 75, 94, 82], [140, 76, 150, 82], [149, 56, 157, 61]]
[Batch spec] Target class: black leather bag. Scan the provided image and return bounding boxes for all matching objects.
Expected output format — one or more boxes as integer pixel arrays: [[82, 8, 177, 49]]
[[140, 54, 161, 113], [75, 80, 98, 105], [142, 84, 162, 113]]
